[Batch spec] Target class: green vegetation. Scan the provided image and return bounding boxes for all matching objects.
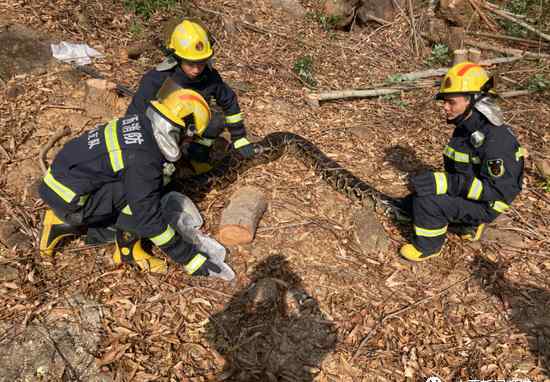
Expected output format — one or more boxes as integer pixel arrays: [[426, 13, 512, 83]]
[[293, 56, 317, 87], [306, 11, 341, 32], [425, 43, 450, 67], [129, 20, 144, 37], [123, 0, 178, 19], [380, 93, 408, 108], [526, 73, 550, 92], [496, 0, 540, 37], [385, 73, 407, 84]]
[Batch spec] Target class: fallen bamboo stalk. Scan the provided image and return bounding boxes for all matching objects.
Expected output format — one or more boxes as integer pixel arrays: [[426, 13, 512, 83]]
[[306, 80, 533, 107], [39, 127, 71, 173], [483, 2, 550, 43], [500, 90, 532, 98], [465, 38, 550, 59], [468, 31, 550, 47], [398, 55, 524, 82], [306, 88, 402, 107]]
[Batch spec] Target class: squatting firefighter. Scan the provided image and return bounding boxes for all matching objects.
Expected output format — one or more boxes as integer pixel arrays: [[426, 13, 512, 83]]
[[38, 79, 232, 278], [126, 19, 254, 174], [399, 61, 525, 262]]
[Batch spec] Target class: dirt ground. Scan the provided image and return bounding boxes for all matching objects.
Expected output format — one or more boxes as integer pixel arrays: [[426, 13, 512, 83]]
[[0, 0, 549, 381]]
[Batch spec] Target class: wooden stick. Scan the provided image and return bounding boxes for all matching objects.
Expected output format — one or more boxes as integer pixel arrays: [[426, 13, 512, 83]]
[[467, 0, 498, 32], [483, 2, 550, 43], [465, 38, 550, 59], [407, 0, 420, 57], [39, 127, 71, 173], [363, 13, 392, 26], [468, 31, 550, 47]]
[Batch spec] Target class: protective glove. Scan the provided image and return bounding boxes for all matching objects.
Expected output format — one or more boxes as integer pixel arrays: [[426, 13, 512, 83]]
[[187, 141, 211, 163], [185, 252, 235, 281], [391, 194, 413, 223], [232, 137, 255, 159], [410, 171, 448, 196]]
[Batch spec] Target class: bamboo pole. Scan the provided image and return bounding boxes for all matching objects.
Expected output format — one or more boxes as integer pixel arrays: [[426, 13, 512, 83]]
[[483, 2, 550, 43]]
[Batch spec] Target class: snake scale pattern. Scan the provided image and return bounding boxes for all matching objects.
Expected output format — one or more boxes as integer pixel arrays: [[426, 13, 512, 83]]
[[177, 132, 401, 215]]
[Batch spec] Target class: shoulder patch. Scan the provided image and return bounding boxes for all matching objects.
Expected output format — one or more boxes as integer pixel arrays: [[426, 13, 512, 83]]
[[487, 159, 505, 177]]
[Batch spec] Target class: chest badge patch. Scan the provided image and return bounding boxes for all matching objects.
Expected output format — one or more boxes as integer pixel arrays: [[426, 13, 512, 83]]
[[487, 159, 505, 177]]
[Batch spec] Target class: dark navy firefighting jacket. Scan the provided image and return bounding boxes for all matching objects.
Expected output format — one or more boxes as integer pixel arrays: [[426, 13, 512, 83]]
[[126, 65, 246, 141], [41, 114, 183, 251], [442, 110, 525, 214]]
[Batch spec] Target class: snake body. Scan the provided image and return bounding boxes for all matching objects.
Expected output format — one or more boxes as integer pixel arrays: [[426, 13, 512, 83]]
[[178, 132, 402, 215]]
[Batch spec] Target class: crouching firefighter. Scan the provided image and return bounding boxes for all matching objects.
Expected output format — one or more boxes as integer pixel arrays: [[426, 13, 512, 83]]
[[400, 61, 525, 262], [126, 19, 255, 174], [38, 79, 234, 280]]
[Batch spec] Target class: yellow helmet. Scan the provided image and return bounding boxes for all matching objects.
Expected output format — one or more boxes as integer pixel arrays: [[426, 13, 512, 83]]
[[436, 61, 495, 99], [167, 20, 213, 62], [150, 77, 211, 136]]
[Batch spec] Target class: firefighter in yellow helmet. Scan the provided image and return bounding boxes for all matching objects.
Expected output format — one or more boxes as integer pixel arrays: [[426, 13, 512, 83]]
[[38, 79, 235, 280], [399, 62, 525, 262], [126, 19, 253, 174]]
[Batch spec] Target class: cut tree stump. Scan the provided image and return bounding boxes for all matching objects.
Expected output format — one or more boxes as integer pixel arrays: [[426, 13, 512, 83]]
[[218, 186, 268, 246]]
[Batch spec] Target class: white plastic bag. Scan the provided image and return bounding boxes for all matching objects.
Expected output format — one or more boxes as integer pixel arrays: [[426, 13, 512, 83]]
[[51, 41, 104, 65]]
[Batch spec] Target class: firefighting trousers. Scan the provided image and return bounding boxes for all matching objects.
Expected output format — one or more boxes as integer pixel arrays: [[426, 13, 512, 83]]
[[39, 180, 146, 235], [412, 194, 499, 254]]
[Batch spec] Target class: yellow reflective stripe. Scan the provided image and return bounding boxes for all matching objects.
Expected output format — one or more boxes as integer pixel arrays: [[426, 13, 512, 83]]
[[434, 172, 448, 195], [224, 112, 243, 124], [414, 225, 448, 237], [121, 205, 132, 215], [471, 156, 481, 164], [195, 137, 214, 147], [443, 145, 470, 164], [492, 200, 510, 213], [77, 195, 89, 206], [515, 147, 526, 161], [233, 137, 250, 149], [184, 253, 207, 274], [44, 168, 76, 203], [105, 120, 124, 172], [150, 225, 175, 246], [467, 177, 483, 200]]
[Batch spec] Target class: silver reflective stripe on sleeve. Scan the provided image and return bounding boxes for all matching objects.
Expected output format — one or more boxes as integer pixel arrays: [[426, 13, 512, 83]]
[[491, 200, 510, 213], [467, 177, 483, 200], [44, 168, 76, 203], [434, 172, 448, 195], [225, 112, 243, 124], [184, 253, 207, 274], [105, 119, 124, 172], [149, 225, 176, 246], [443, 145, 470, 164]]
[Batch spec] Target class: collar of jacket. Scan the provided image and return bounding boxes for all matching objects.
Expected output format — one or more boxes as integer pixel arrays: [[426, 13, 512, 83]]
[[449, 109, 489, 136]]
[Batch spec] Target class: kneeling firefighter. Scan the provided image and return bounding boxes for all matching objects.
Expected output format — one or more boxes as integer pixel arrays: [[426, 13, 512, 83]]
[[38, 77, 234, 280], [399, 61, 525, 262]]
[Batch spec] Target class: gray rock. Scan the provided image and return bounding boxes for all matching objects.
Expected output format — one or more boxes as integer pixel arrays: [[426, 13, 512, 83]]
[[0, 24, 51, 80], [0, 293, 111, 382], [353, 208, 390, 254], [484, 226, 524, 247], [271, 0, 307, 17], [0, 264, 18, 282]]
